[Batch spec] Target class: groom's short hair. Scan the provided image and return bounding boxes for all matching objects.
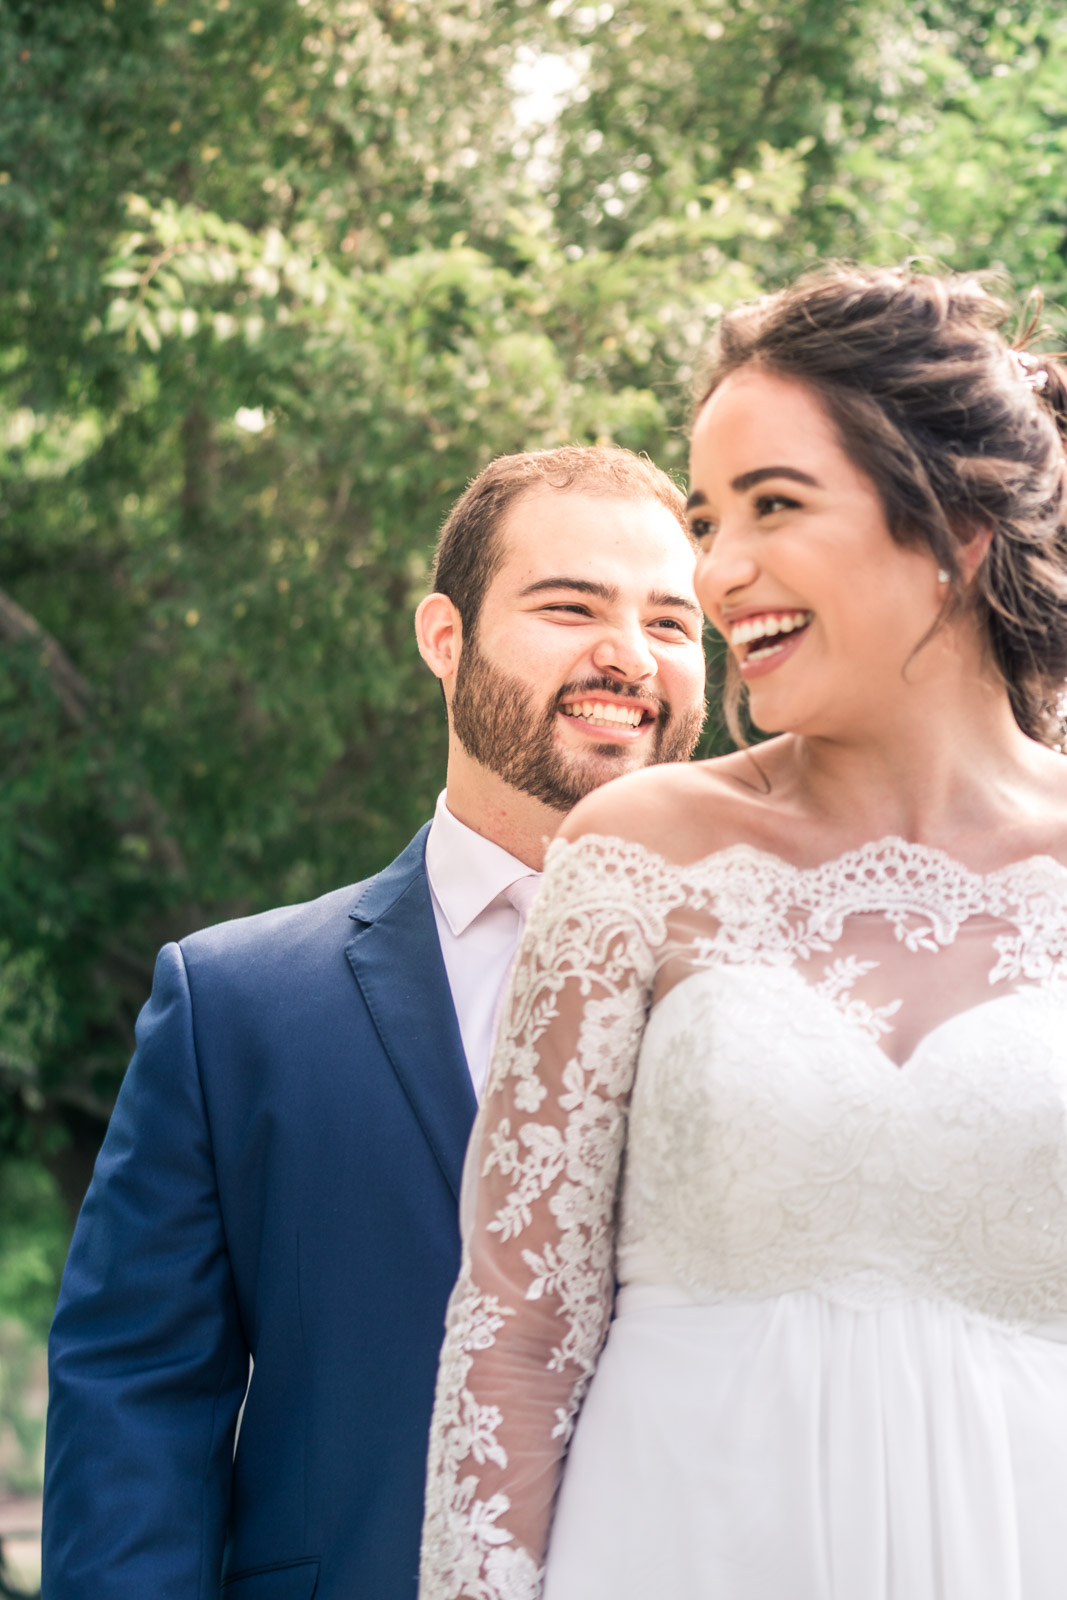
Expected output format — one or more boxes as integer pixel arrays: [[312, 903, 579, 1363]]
[[432, 445, 690, 639]]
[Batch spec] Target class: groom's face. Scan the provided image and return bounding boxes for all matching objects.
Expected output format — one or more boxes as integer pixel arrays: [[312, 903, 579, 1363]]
[[450, 489, 706, 811]]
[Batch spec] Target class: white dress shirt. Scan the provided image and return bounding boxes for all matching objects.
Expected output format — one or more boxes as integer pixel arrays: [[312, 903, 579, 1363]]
[[424, 790, 540, 1100]]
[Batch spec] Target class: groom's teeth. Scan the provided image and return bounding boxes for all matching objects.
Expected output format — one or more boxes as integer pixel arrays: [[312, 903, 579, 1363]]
[[562, 700, 645, 728]]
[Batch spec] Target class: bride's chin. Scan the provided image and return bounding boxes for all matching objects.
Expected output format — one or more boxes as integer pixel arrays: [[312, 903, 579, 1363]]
[[744, 690, 793, 737], [745, 670, 836, 738]]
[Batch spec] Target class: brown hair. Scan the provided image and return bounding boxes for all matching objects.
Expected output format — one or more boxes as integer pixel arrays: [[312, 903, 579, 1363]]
[[432, 445, 690, 637], [694, 264, 1067, 747]]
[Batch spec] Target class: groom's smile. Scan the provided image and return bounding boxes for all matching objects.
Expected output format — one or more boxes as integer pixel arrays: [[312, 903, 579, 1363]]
[[558, 686, 660, 738]]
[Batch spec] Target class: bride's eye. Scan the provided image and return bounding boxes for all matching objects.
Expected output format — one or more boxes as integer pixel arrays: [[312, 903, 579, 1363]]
[[754, 493, 799, 518], [689, 517, 718, 546]]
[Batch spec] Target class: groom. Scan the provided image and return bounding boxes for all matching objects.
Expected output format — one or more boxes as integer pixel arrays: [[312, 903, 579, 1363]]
[[43, 445, 706, 1600]]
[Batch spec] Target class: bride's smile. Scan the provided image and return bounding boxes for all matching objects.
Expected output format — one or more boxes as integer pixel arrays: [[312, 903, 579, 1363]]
[[725, 607, 814, 675]]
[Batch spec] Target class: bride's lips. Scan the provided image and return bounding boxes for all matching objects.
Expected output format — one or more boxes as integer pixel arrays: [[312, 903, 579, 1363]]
[[725, 608, 814, 681], [557, 693, 658, 743]]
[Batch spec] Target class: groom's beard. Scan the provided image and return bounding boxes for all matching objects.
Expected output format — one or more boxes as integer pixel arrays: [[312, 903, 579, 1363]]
[[450, 632, 706, 813]]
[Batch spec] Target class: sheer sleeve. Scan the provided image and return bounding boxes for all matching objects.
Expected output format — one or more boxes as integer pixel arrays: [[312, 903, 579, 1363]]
[[419, 836, 666, 1600]]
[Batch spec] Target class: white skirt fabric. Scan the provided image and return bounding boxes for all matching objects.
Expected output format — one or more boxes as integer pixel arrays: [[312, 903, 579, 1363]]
[[543, 1293, 1067, 1600]]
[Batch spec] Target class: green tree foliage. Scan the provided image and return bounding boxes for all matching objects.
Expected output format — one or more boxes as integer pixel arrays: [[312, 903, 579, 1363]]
[[548, 0, 1067, 290], [1, 0, 1065, 1262]]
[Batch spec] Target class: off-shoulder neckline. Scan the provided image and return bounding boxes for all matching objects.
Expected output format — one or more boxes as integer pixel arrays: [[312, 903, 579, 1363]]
[[546, 831, 1067, 888]]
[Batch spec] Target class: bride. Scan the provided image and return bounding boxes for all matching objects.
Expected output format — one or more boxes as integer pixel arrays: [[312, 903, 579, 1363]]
[[417, 265, 1067, 1600]]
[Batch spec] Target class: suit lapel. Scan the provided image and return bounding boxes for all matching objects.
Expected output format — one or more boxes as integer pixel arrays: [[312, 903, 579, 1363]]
[[345, 827, 476, 1200]]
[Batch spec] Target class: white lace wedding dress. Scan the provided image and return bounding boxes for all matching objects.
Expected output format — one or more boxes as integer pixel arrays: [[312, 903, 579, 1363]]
[[419, 834, 1067, 1600]]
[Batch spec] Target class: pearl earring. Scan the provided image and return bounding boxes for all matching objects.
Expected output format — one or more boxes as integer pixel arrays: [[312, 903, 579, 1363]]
[[937, 569, 950, 583]]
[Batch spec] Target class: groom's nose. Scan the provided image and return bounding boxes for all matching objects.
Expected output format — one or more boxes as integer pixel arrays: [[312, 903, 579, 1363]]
[[591, 618, 657, 682]]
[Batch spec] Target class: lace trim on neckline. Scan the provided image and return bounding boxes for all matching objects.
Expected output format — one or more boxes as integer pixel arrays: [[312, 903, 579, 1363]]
[[546, 832, 1067, 895]]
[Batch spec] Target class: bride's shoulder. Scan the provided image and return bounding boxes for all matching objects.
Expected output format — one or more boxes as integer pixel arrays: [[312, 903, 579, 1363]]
[[556, 743, 787, 861]]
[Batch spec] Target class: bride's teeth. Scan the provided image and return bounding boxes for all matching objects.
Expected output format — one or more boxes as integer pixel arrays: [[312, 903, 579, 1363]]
[[730, 610, 812, 648]]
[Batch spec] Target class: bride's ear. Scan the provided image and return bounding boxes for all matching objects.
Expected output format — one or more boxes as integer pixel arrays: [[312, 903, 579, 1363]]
[[955, 524, 993, 584], [415, 593, 463, 686]]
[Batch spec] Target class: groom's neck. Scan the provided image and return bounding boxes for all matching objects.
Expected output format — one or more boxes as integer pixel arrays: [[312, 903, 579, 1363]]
[[442, 757, 566, 871]]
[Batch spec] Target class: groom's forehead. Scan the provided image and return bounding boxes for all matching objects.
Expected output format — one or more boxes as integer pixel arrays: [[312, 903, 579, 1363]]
[[485, 491, 695, 606], [493, 488, 689, 574]]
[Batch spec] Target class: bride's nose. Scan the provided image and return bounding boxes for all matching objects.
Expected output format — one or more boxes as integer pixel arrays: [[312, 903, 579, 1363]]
[[695, 526, 760, 611]]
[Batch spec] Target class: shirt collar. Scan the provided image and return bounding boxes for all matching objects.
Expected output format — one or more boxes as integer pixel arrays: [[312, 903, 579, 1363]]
[[424, 790, 536, 936]]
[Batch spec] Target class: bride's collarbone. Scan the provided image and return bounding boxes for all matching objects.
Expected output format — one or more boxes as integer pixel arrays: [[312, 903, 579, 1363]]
[[700, 766, 1067, 878]]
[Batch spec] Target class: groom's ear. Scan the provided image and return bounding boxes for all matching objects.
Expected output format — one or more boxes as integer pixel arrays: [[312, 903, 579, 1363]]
[[415, 593, 463, 688]]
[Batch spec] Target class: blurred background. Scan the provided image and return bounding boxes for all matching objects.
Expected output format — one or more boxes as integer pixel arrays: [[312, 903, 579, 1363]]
[[2, 0, 1066, 1589]]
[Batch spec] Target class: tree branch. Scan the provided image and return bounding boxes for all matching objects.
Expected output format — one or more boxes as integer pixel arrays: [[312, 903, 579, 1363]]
[[0, 586, 93, 725], [0, 585, 186, 879]]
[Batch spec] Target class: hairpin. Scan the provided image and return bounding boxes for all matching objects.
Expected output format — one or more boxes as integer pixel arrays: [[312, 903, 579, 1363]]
[[1009, 349, 1049, 391]]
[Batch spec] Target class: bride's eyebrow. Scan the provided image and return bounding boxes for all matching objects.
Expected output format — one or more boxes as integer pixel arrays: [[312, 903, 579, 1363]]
[[731, 466, 822, 492], [684, 467, 821, 510]]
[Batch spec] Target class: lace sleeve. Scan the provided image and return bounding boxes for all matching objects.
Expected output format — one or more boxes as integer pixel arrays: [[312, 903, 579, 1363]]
[[419, 836, 668, 1600]]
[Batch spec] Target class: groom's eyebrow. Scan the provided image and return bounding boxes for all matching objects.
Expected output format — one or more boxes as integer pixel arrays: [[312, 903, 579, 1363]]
[[520, 576, 618, 599], [649, 588, 704, 619], [520, 576, 702, 619]]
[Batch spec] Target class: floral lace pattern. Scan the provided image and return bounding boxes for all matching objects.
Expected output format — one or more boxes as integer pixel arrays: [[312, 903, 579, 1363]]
[[420, 835, 1067, 1600], [420, 852, 662, 1599]]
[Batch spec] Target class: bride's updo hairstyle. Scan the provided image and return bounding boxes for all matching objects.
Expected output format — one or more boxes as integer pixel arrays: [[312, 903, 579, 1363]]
[[694, 264, 1067, 747]]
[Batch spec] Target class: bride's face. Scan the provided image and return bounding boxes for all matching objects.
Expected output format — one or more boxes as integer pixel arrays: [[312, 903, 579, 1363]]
[[687, 366, 947, 739]]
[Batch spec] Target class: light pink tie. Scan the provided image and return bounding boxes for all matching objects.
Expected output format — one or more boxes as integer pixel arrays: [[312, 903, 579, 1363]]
[[490, 873, 541, 1052]]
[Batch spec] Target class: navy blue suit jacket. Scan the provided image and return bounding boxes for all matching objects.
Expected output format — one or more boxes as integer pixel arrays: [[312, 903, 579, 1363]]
[[43, 827, 477, 1600]]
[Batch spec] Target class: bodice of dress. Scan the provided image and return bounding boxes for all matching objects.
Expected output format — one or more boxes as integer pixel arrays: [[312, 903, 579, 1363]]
[[419, 835, 1067, 1600]]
